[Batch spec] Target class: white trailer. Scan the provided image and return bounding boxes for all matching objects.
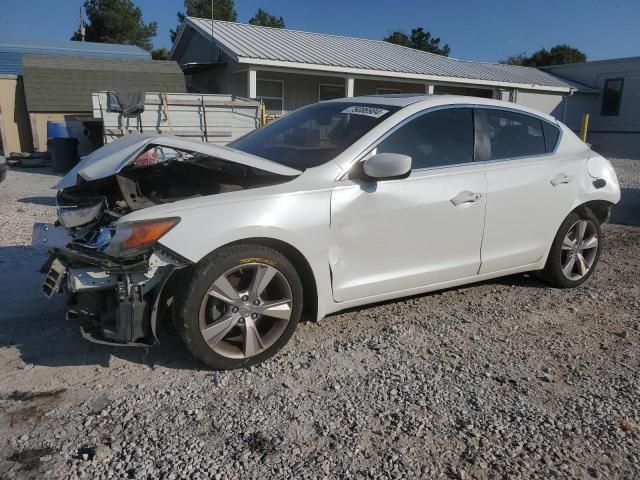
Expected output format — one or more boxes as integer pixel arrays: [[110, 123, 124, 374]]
[[92, 92, 261, 145]]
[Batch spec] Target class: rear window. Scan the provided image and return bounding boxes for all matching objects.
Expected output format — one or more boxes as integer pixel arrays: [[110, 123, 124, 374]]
[[476, 109, 546, 161], [230, 102, 399, 169]]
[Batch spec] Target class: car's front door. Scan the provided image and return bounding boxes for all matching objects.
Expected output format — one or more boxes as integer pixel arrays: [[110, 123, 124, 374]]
[[474, 108, 582, 274], [329, 107, 486, 302]]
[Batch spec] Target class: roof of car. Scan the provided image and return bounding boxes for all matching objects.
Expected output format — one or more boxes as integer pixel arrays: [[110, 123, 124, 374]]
[[328, 94, 560, 122]]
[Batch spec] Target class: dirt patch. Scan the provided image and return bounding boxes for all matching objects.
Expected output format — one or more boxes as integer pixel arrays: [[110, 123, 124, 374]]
[[5, 389, 67, 430], [7, 389, 66, 402], [7, 447, 54, 472]]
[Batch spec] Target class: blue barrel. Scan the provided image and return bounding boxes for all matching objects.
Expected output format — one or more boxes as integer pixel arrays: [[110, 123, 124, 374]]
[[47, 138, 79, 173]]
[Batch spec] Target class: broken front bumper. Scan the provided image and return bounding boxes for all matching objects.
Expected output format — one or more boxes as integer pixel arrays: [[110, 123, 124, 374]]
[[42, 244, 189, 346]]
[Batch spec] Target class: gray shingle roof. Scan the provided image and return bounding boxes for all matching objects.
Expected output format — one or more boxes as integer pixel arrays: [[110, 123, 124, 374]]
[[184, 18, 573, 91], [22, 55, 185, 112]]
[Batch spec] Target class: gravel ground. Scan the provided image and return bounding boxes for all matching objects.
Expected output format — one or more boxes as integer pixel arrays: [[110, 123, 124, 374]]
[[0, 159, 639, 480]]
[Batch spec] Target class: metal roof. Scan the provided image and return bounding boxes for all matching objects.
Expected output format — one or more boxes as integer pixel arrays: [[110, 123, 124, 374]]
[[181, 18, 574, 92], [0, 38, 150, 75]]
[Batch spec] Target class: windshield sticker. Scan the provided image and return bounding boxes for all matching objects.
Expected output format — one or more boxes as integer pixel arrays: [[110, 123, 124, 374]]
[[341, 106, 389, 118]]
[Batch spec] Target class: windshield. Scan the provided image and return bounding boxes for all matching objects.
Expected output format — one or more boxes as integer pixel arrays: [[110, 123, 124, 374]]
[[229, 102, 400, 169]]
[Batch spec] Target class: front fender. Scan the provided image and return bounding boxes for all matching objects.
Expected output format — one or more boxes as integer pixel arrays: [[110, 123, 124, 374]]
[[155, 190, 333, 320]]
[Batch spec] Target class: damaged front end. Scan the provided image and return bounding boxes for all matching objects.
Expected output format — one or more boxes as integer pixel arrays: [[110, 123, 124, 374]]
[[42, 244, 188, 346], [39, 135, 300, 346]]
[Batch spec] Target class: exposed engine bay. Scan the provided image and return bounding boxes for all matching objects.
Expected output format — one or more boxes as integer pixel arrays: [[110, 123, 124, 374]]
[[57, 147, 290, 245], [39, 136, 300, 346]]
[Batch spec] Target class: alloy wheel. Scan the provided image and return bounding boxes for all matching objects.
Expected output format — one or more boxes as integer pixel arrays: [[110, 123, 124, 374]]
[[198, 263, 293, 359], [560, 219, 599, 281]]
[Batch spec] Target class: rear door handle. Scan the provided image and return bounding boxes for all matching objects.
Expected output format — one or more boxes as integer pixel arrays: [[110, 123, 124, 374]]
[[550, 173, 574, 187], [451, 191, 483, 206]]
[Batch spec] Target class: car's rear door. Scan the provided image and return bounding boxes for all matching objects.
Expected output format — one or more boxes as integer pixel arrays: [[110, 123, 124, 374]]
[[329, 107, 486, 302], [476, 107, 581, 274]]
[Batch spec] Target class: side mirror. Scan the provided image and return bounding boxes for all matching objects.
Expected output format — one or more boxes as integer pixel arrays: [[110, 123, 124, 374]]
[[363, 153, 412, 180]]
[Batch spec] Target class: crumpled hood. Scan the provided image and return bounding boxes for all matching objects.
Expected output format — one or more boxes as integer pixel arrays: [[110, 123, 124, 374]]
[[56, 134, 301, 189]]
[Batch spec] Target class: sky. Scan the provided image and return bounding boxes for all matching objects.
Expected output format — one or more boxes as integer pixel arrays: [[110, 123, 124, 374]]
[[1, 0, 639, 62]]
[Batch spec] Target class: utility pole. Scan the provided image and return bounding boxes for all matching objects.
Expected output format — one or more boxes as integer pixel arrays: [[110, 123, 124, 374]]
[[78, 6, 86, 41]]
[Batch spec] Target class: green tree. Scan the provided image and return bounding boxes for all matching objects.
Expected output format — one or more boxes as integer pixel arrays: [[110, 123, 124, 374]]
[[151, 47, 169, 60], [248, 8, 285, 28], [501, 52, 528, 66], [71, 0, 157, 51], [171, 0, 237, 42], [383, 27, 450, 56], [503, 44, 587, 67]]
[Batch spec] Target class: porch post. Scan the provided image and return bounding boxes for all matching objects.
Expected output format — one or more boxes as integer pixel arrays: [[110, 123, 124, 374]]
[[425, 84, 435, 95], [247, 68, 257, 99], [345, 77, 355, 97]]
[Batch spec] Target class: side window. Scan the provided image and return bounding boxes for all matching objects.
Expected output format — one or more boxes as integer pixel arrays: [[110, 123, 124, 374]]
[[376, 108, 474, 169], [542, 121, 560, 152], [476, 109, 546, 160]]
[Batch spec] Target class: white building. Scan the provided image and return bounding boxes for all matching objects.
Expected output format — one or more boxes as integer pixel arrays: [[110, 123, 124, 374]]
[[171, 18, 636, 156], [544, 57, 640, 156]]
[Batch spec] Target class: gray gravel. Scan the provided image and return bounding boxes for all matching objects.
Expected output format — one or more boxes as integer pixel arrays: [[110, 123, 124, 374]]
[[0, 160, 639, 479]]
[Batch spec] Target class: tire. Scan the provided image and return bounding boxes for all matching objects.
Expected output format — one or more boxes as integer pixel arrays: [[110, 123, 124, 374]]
[[174, 244, 303, 369], [542, 210, 602, 288]]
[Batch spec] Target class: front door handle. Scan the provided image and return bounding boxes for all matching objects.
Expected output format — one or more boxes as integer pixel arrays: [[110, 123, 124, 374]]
[[550, 173, 574, 187], [451, 191, 483, 206]]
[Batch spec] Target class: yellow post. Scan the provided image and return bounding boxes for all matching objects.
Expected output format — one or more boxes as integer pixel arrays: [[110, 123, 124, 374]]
[[260, 100, 267, 127], [580, 113, 590, 143]]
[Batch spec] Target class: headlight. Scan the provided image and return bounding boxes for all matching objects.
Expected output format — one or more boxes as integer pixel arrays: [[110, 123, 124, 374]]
[[103, 217, 180, 258], [58, 201, 104, 228]]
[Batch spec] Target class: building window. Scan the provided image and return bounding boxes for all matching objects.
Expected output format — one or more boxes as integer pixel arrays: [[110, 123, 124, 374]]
[[434, 85, 494, 99], [376, 87, 403, 95], [257, 79, 284, 116], [318, 84, 345, 101], [601, 78, 624, 116]]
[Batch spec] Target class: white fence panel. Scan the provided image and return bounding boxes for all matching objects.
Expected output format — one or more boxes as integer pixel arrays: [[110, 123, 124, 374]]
[[92, 92, 261, 145]]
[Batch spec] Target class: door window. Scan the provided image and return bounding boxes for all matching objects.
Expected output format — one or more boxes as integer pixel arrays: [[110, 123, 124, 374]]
[[376, 108, 474, 169], [475, 109, 546, 161]]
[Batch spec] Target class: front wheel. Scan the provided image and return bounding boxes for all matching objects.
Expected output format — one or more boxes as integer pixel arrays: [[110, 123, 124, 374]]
[[175, 244, 303, 369], [542, 210, 602, 288]]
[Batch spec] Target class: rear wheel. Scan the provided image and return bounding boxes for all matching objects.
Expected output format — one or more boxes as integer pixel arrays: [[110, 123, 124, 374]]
[[175, 245, 303, 369], [542, 210, 601, 288]]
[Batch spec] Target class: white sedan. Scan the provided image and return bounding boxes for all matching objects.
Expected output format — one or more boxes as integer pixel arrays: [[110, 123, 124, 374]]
[[44, 95, 620, 369]]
